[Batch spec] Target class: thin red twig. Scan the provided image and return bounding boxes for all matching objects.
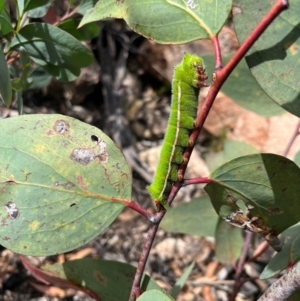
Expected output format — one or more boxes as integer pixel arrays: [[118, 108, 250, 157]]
[[283, 119, 300, 157], [129, 223, 161, 301], [125, 201, 153, 220], [183, 177, 212, 186], [247, 241, 270, 263], [229, 232, 253, 301], [211, 35, 223, 69]]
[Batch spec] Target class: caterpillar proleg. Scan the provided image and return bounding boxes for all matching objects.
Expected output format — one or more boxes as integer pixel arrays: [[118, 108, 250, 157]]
[[147, 53, 208, 209]]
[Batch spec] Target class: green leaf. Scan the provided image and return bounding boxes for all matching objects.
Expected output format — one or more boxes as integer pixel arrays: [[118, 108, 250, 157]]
[[26, 67, 52, 90], [43, 259, 161, 300], [205, 140, 258, 172], [0, 1, 5, 12], [10, 48, 32, 92], [0, 10, 14, 36], [58, 19, 100, 41], [23, 0, 53, 13], [137, 290, 175, 301], [203, 55, 285, 117], [27, 1, 53, 18], [10, 23, 94, 81], [0, 114, 132, 256], [80, 0, 232, 44], [16, 91, 23, 115], [260, 222, 300, 279], [161, 195, 218, 237], [17, 0, 26, 16], [293, 151, 300, 168], [170, 262, 195, 299], [205, 154, 300, 236], [215, 219, 243, 263], [19, 46, 32, 89], [233, 0, 300, 118], [31, 56, 78, 82], [78, 0, 99, 15], [0, 47, 12, 107], [11, 78, 25, 92]]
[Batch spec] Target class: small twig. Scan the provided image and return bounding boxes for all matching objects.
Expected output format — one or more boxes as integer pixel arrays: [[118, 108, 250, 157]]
[[258, 260, 300, 301], [247, 241, 270, 263], [236, 232, 253, 277], [228, 232, 253, 301], [125, 201, 153, 220], [202, 261, 219, 301], [129, 222, 162, 301], [53, 7, 78, 26], [211, 35, 223, 69], [183, 177, 212, 186], [282, 119, 300, 157]]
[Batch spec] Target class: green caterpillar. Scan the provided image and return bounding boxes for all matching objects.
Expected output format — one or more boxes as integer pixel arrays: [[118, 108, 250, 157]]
[[147, 53, 207, 209]]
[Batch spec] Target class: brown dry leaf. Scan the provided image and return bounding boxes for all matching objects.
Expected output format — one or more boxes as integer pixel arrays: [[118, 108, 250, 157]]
[[67, 248, 97, 261], [29, 282, 76, 298], [202, 261, 219, 301]]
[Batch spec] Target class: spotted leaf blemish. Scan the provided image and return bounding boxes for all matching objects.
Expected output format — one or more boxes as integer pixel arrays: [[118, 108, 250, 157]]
[[186, 0, 198, 9], [54, 120, 70, 135], [77, 176, 87, 190], [92, 135, 108, 163], [5, 202, 19, 219], [29, 221, 40, 230], [71, 148, 95, 165]]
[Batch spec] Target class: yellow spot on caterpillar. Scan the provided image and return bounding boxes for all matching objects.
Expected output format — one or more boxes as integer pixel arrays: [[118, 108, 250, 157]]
[[29, 221, 40, 230]]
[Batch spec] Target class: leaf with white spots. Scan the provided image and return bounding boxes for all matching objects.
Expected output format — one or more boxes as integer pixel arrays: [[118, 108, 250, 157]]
[[0, 114, 131, 256]]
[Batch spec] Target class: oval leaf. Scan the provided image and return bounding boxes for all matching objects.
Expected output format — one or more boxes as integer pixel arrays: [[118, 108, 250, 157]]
[[215, 219, 243, 264], [0, 114, 132, 256], [43, 258, 161, 300], [80, 0, 232, 44], [204, 154, 300, 237], [233, 0, 300, 117], [137, 290, 175, 301], [161, 195, 218, 237]]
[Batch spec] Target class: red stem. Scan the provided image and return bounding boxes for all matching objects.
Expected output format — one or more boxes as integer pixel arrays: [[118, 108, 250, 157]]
[[125, 201, 153, 220], [247, 241, 270, 263], [211, 35, 223, 69], [229, 232, 253, 301], [129, 223, 161, 301], [183, 177, 212, 186], [283, 119, 300, 157]]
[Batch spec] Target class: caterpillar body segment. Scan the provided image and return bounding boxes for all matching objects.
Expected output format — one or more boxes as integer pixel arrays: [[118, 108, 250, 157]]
[[147, 54, 207, 209]]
